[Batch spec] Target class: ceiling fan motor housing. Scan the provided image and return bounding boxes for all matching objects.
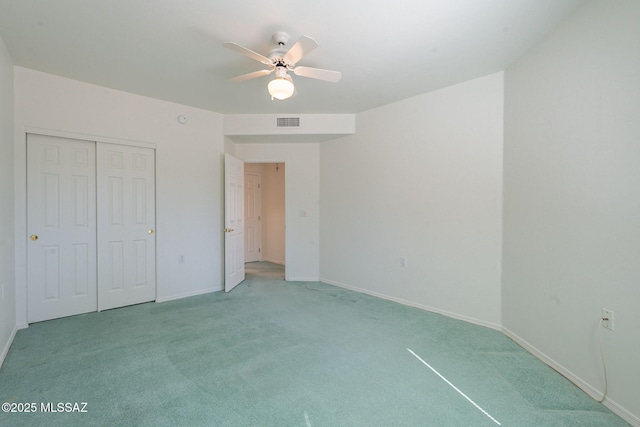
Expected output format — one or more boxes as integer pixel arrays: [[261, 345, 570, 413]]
[[269, 50, 288, 66], [274, 66, 288, 78]]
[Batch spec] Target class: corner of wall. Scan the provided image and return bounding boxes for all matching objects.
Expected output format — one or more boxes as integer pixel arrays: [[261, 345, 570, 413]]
[[0, 33, 17, 370]]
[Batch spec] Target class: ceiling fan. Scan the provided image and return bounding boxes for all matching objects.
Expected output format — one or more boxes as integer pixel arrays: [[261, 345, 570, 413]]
[[224, 31, 342, 100]]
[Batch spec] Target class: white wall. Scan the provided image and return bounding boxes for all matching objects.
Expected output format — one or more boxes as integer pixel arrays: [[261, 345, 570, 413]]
[[503, 1, 640, 424], [320, 72, 504, 329], [0, 35, 16, 367], [234, 143, 320, 281], [14, 67, 225, 326]]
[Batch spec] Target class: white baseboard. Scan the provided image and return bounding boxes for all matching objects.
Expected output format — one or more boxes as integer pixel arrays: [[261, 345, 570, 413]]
[[605, 399, 640, 427], [0, 325, 18, 369], [155, 287, 220, 303], [319, 277, 502, 331], [288, 276, 319, 282], [503, 327, 640, 427]]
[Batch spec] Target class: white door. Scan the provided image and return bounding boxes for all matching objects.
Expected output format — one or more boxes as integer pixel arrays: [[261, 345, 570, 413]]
[[224, 153, 245, 292], [244, 172, 262, 263], [27, 134, 97, 323], [97, 143, 156, 310]]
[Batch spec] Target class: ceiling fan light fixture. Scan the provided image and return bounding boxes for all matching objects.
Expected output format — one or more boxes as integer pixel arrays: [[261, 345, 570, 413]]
[[225, 32, 339, 100], [267, 76, 295, 100]]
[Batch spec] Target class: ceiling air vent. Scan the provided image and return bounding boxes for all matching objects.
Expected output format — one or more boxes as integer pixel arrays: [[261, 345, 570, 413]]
[[276, 117, 301, 128]]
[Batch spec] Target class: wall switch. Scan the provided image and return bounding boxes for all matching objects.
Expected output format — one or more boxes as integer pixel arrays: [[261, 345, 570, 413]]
[[400, 257, 407, 268], [602, 308, 614, 330], [179, 255, 186, 264]]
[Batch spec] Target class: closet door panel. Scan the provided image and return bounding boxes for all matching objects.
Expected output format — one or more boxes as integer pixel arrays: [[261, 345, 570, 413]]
[[97, 143, 156, 311], [27, 134, 97, 323]]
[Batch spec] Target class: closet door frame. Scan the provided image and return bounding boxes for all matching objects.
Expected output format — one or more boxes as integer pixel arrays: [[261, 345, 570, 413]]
[[22, 129, 157, 323]]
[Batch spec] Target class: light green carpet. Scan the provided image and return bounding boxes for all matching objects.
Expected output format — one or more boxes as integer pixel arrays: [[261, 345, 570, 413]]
[[0, 263, 629, 426]]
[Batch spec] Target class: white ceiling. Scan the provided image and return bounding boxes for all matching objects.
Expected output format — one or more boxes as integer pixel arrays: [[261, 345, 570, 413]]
[[0, 0, 585, 115]]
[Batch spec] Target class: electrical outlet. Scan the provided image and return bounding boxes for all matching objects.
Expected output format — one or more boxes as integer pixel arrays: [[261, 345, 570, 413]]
[[602, 308, 614, 330]]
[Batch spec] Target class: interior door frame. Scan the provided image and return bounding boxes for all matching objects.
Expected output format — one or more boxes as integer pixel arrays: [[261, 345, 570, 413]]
[[236, 159, 288, 280]]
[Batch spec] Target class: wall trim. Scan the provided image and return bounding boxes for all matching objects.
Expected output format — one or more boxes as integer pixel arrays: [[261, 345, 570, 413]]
[[503, 327, 640, 427], [0, 325, 18, 370], [319, 277, 502, 331], [288, 276, 319, 282], [24, 126, 157, 149], [155, 287, 220, 303]]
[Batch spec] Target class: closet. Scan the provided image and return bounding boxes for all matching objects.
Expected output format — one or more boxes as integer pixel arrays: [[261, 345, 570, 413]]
[[26, 133, 156, 323]]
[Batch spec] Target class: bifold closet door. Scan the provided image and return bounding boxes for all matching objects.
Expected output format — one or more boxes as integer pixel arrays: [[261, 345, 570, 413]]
[[97, 143, 156, 311], [27, 134, 97, 323]]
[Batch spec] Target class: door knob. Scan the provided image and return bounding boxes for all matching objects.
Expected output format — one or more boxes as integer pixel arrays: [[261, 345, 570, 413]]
[[30, 234, 39, 241], [148, 229, 154, 235], [224, 228, 234, 233]]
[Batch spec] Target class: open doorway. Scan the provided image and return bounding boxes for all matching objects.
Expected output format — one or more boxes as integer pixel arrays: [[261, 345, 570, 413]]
[[244, 163, 285, 280], [245, 262, 285, 281]]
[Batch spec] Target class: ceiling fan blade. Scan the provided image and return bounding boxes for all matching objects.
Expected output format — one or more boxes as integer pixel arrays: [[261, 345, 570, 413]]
[[292, 66, 342, 83], [223, 41, 272, 66], [283, 35, 318, 65], [229, 69, 273, 83]]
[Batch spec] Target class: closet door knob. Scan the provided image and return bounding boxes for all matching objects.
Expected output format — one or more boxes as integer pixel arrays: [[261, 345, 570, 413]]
[[148, 229, 154, 235], [30, 234, 39, 241]]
